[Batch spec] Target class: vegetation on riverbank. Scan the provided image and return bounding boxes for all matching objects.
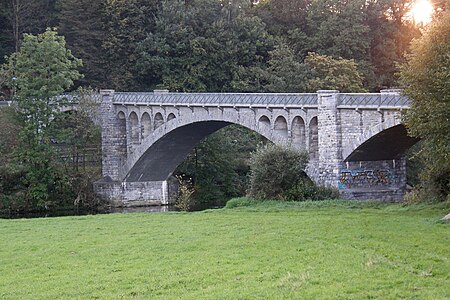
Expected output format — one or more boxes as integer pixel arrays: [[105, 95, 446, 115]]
[[0, 200, 448, 299]]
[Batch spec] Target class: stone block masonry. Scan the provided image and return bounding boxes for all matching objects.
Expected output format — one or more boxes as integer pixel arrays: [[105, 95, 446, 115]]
[[93, 89, 415, 206]]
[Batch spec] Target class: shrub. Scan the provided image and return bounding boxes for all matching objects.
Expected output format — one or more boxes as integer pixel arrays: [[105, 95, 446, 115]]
[[248, 144, 309, 200], [282, 181, 340, 201], [175, 176, 197, 212], [225, 197, 259, 209]]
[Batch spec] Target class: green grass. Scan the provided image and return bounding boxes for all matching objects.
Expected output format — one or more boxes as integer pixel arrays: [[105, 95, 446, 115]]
[[0, 200, 449, 299]]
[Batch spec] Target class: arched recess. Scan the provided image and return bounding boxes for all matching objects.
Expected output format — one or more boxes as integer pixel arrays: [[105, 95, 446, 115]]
[[344, 124, 419, 161], [309, 116, 318, 160], [141, 112, 152, 139], [274, 116, 288, 137], [154, 112, 164, 129], [258, 115, 270, 128], [167, 113, 176, 121], [117, 111, 127, 159], [291, 116, 305, 148], [129, 112, 139, 144]]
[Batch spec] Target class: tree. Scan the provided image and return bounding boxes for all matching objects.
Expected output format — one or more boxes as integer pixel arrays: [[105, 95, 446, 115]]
[[49, 89, 103, 210], [305, 0, 370, 62], [248, 144, 309, 200], [137, 0, 274, 92], [2, 29, 82, 209], [364, 0, 420, 90], [175, 125, 267, 208], [103, 0, 160, 90], [263, 42, 309, 92], [0, 0, 58, 59], [304, 52, 366, 92], [399, 12, 450, 200], [58, 0, 107, 88], [0, 106, 21, 165]]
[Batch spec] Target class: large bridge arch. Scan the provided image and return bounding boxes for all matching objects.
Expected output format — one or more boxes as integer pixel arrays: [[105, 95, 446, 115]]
[[342, 116, 419, 161], [121, 113, 289, 182]]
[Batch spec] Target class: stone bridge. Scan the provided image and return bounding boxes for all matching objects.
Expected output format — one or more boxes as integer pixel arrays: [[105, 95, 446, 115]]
[[93, 89, 418, 206]]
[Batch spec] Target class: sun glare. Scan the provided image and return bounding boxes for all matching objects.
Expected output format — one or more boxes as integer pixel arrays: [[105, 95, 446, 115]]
[[410, 0, 434, 25]]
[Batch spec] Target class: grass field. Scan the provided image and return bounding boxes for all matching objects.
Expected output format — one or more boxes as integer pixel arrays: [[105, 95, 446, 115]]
[[0, 199, 449, 299]]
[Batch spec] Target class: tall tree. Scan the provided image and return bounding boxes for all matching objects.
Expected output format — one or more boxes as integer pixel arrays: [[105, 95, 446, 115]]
[[254, 0, 311, 34], [304, 52, 366, 92], [399, 12, 450, 200], [364, 0, 419, 89], [58, 0, 106, 88], [305, 0, 370, 62], [103, 0, 160, 90], [2, 29, 82, 209], [0, 0, 58, 57], [137, 0, 274, 92], [263, 42, 309, 92]]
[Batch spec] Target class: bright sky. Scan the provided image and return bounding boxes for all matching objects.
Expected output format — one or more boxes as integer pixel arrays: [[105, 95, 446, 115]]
[[409, 0, 434, 24]]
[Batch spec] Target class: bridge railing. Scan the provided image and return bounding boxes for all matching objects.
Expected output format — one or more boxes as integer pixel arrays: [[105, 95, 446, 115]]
[[112, 92, 319, 107], [4, 91, 411, 110], [112, 91, 410, 109], [337, 93, 410, 109]]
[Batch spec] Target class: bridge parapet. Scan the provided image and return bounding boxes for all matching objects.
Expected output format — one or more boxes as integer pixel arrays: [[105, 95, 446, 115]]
[[112, 90, 410, 110], [338, 93, 410, 109], [113, 92, 318, 108]]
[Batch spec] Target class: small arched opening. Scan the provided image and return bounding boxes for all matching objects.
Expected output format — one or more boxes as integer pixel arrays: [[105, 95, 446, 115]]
[[141, 112, 152, 139], [118, 111, 127, 158], [274, 116, 288, 138], [309, 116, 318, 160], [167, 113, 176, 121], [129, 112, 139, 145], [291, 116, 306, 149], [258, 115, 270, 128], [154, 112, 164, 130]]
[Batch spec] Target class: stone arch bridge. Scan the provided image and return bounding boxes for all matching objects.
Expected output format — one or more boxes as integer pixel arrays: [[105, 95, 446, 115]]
[[93, 89, 417, 206]]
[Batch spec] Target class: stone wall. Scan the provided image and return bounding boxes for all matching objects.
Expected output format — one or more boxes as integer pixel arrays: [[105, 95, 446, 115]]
[[94, 178, 178, 207], [317, 90, 341, 187], [338, 157, 407, 201]]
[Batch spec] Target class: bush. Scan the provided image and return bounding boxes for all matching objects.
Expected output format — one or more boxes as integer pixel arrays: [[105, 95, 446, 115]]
[[71, 169, 109, 212], [248, 144, 309, 200], [175, 176, 197, 212], [225, 197, 259, 209], [282, 181, 340, 201]]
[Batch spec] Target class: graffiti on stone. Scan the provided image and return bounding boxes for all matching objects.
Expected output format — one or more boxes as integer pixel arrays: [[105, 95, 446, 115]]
[[338, 169, 391, 189]]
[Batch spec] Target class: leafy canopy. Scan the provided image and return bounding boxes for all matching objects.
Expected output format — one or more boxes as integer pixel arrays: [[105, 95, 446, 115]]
[[400, 12, 450, 200], [1, 29, 83, 209]]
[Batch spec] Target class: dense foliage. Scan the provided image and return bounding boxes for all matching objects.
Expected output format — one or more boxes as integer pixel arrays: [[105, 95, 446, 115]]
[[400, 12, 450, 201], [175, 125, 267, 209], [247, 144, 339, 201], [248, 144, 309, 200], [0, 30, 103, 213], [0, 0, 428, 94]]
